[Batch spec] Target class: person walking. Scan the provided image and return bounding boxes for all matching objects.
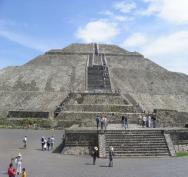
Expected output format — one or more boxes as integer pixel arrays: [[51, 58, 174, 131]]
[[108, 146, 114, 167], [92, 146, 98, 165], [23, 136, 27, 149], [7, 163, 16, 177]]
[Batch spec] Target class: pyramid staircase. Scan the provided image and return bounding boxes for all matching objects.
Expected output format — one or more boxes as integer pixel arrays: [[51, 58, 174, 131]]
[[87, 43, 111, 91], [104, 129, 170, 157]]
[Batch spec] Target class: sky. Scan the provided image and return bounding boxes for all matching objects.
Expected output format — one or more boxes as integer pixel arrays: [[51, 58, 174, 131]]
[[0, 0, 188, 74]]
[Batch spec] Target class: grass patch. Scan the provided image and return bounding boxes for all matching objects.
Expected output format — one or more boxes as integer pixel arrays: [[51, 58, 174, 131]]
[[176, 152, 188, 157]]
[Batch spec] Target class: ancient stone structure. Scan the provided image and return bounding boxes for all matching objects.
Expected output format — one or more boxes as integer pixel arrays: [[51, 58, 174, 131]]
[[1, 43, 188, 157], [0, 43, 188, 126]]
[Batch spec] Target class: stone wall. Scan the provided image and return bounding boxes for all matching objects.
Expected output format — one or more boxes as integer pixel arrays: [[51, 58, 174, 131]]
[[63, 130, 98, 155], [155, 109, 188, 127], [165, 130, 188, 152], [64, 104, 134, 113], [8, 111, 49, 118]]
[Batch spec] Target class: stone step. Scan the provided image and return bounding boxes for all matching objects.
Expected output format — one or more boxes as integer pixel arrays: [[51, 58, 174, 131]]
[[105, 130, 163, 134], [106, 135, 164, 138], [111, 153, 170, 157], [106, 140, 166, 143], [64, 104, 134, 112], [105, 145, 168, 149], [107, 149, 169, 153]]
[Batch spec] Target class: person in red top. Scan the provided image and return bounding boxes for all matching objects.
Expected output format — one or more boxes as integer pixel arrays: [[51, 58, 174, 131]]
[[7, 163, 16, 177]]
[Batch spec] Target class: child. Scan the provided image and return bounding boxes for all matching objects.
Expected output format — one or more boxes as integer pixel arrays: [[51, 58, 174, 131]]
[[21, 168, 27, 177]]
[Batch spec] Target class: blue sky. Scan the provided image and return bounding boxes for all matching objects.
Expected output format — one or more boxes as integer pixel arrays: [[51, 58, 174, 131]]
[[0, 0, 188, 74]]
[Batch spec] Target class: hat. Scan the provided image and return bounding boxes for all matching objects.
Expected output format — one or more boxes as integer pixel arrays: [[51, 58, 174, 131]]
[[94, 146, 98, 151], [18, 153, 22, 157]]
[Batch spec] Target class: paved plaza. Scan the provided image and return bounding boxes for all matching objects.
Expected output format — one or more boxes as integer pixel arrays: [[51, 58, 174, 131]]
[[1, 128, 188, 177]]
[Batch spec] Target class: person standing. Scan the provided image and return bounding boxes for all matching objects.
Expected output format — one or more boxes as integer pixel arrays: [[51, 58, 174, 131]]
[[124, 116, 128, 129], [92, 146, 98, 165], [104, 116, 108, 130], [51, 136, 55, 149], [121, 116, 125, 127], [47, 138, 51, 151], [96, 115, 100, 129], [108, 146, 114, 167], [21, 168, 27, 177], [7, 163, 16, 177], [23, 136, 27, 149], [41, 136, 45, 151], [15, 153, 22, 175]]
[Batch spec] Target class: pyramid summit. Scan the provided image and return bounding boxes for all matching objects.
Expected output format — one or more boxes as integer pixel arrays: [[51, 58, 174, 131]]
[[0, 43, 188, 127]]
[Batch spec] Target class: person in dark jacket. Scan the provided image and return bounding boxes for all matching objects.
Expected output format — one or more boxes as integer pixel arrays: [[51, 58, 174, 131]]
[[92, 146, 98, 165], [108, 146, 114, 167]]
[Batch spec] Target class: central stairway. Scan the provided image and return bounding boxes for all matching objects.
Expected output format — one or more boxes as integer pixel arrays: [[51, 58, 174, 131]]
[[105, 129, 170, 157]]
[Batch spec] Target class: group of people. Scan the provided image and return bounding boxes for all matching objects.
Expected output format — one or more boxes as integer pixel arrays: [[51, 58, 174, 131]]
[[8, 153, 26, 177], [41, 136, 55, 151], [91, 146, 114, 167], [138, 114, 156, 128], [96, 114, 108, 130]]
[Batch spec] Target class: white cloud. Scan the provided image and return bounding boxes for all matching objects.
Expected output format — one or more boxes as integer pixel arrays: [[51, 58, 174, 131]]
[[160, 0, 188, 24], [143, 31, 188, 57], [123, 33, 148, 48], [114, 1, 136, 13], [142, 0, 188, 24], [140, 0, 162, 15], [122, 31, 188, 74], [102, 10, 132, 22], [0, 29, 64, 52], [142, 31, 188, 74], [76, 20, 119, 43]]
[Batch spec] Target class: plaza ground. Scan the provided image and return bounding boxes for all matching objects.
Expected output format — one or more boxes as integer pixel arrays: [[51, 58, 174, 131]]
[[0, 128, 188, 177]]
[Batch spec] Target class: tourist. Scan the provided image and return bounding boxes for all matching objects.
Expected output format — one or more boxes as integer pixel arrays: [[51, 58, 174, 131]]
[[108, 146, 114, 167], [121, 115, 125, 127], [151, 114, 156, 128], [104, 116, 108, 130], [7, 163, 16, 177], [51, 136, 55, 149], [41, 136, 45, 151], [14, 153, 22, 175], [43, 138, 47, 151], [148, 115, 151, 128], [21, 168, 27, 177], [124, 116, 128, 129], [23, 136, 27, 149], [92, 146, 98, 165], [142, 115, 147, 127], [47, 137, 51, 150], [101, 116, 105, 130], [96, 115, 100, 129]]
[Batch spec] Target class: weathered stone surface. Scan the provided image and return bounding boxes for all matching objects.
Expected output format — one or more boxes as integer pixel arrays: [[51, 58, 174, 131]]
[[0, 43, 188, 118]]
